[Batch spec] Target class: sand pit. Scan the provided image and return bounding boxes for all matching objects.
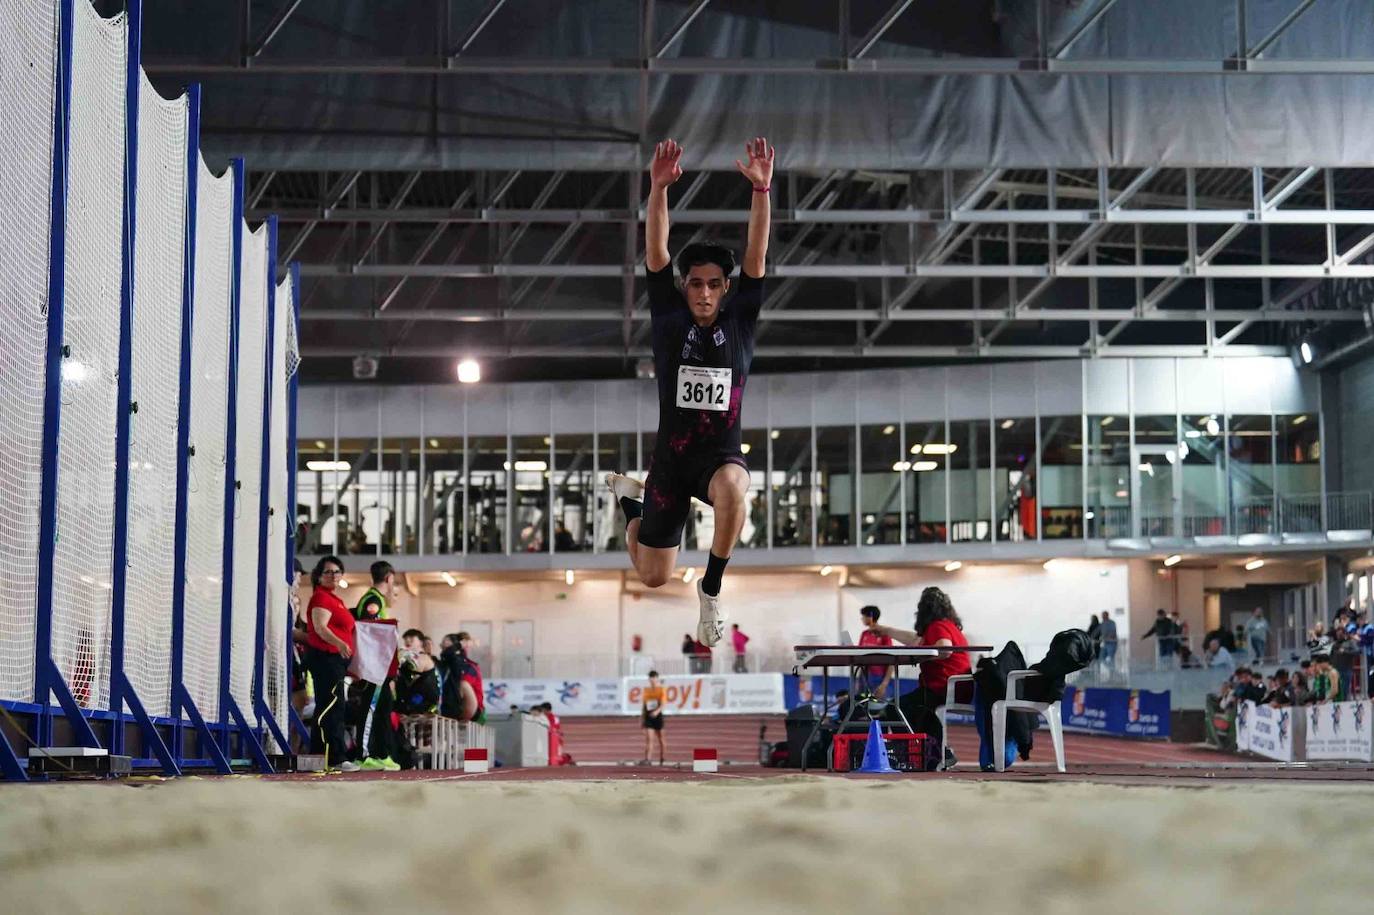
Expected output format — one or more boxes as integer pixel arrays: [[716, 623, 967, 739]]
[[3, 774, 1371, 914]]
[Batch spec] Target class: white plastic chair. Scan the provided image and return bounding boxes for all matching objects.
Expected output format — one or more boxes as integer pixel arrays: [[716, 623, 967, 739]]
[[935, 674, 976, 768], [992, 670, 1066, 773]]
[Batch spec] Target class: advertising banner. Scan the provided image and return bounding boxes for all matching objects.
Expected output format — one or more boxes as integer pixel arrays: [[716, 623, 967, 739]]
[[1236, 700, 1301, 762], [622, 674, 785, 716], [483, 678, 624, 717], [1304, 700, 1373, 762], [783, 675, 921, 714], [1062, 687, 1171, 739]]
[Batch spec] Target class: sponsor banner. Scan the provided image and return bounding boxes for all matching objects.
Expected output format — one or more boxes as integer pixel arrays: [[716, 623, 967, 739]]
[[1063, 687, 1171, 739], [783, 674, 921, 714], [1236, 700, 1301, 762], [1304, 700, 1373, 762], [623, 674, 785, 716], [484, 678, 623, 717]]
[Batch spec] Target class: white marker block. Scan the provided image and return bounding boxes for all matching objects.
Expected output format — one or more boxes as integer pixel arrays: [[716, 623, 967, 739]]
[[463, 747, 490, 773], [692, 748, 718, 773]]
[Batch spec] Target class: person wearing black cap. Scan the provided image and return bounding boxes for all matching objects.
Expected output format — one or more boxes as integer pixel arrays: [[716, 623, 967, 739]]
[[605, 136, 775, 649]]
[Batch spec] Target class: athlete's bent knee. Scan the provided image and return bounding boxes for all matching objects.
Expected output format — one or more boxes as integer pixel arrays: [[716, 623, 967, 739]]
[[641, 569, 671, 588]]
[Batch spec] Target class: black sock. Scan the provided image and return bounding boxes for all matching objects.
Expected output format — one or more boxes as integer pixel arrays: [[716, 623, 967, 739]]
[[702, 551, 729, 596], [619, 496, 643, 529]]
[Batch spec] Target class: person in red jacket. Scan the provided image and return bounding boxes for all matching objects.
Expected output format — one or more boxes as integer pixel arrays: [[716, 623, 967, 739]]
[[304, 555, 357, 771], [873, 586, 970, 768]]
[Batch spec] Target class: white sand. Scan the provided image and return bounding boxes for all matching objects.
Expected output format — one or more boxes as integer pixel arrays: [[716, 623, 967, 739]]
[[2, 775, 1370, 914]]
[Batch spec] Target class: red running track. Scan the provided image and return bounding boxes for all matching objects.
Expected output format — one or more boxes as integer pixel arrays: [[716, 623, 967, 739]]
[[558, 715, 1239, 767]]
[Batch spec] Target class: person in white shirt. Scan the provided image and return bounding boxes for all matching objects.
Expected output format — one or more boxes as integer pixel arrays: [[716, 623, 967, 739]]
[[1205, 638, 1235, 670], [1244, 607, 1270, 661]]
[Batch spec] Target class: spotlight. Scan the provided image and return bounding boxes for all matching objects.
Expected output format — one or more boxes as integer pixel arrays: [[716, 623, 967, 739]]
[[1000, 419, 1014, 430], [944, 561, 962, 572], [911, 460, 938, 472], [1164, 554, 1182, 567], [882, 425, 895, 435], [892, 460, 911, 472], [457, 358, 481, 384], [564, 569, 575, 585], [441, 572, 457, 587], [741, 443, 752, 454], [770, 430, 780, 440], [1206, 417, 1220, 436], [1245, 558, 1265, 571], [819, 565, 833, 576], [1300, 341, 1313, 364]]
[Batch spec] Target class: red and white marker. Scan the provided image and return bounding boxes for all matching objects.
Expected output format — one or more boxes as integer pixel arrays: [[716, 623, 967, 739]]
[[464, 747, 490, 774], [692, 748, 718, 773]]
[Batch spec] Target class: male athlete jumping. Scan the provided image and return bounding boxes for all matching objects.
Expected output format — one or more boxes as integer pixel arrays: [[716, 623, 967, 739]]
[[606, 136, 773, 647]]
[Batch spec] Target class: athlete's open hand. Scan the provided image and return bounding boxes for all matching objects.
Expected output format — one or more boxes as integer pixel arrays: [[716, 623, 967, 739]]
[[735, 136, 775, 188], [650, 139, 684, 189]]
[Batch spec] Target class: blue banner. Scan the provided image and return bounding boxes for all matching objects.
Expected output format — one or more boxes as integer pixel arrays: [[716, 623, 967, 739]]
[[783, 674, 922, 714], [1063, 686, 1170, 739]]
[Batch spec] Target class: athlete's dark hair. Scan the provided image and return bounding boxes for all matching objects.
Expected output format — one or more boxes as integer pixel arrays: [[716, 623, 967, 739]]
[[648, 669, 660, 678], [310, 555, 345, 588], [402, 628, 424, 641], [860, 605, 881, 621], [369, 560, 394, 585], [676, 242, 736, 279], [914, 586, 962, 636]]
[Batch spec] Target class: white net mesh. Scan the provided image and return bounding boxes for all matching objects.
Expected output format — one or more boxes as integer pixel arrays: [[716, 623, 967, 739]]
[[182, 159, 233, 721], [229, 223, 268, 714], [284, 280, 299, 379], [123, 73, 187, 719], [0, 0, 57, 703], [264, 276, 292, 750], [50, 3, 126, 710]]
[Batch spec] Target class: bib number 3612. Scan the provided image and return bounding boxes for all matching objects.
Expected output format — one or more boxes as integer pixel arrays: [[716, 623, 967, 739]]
[[676, 365, 731, 412]]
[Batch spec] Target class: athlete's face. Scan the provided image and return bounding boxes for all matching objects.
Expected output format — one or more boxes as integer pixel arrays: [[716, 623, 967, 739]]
[[682, 264, 729, 326]]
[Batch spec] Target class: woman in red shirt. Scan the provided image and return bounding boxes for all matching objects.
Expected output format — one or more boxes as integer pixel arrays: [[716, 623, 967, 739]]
[[305, 555, 357, 771], [875, 587, 970, 768]]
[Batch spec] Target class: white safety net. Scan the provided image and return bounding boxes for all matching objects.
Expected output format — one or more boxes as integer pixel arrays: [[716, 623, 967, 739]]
[[182, 159, 233, 721], [0, 0, 57, 703], [50, 3, 126, 710], [229, 223, 268, 715], [284, 279, 299, 380], [123, 73, 187, 719], [264, 276, 292, 751]]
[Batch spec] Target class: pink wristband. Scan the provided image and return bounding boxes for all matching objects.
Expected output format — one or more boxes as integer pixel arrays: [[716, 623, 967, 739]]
[[753, 185, 770, 193]]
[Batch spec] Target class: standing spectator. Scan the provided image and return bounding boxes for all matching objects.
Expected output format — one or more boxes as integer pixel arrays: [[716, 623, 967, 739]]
[[1205, 637, 1235, 671], [1140, 609, 1175, 665], [290, 558, 312, 720], [730, 624, 750, 673], [641, 670, 667, 765], [1357, 611, 1374, 697], [304, 555, 358, 772], [1244, 607, 1270, 662], [1098, 610, 1118, 673], [680, 633, 696, 673], [1331, 610, 1360, 700], [1307, 621, 1333, 660], [858, 605, 894, 698], [350, 561, 401, 771], [1309, 653, 1339, 703], [1170, 612, 1186, 654], [1086, 613, 1101, 653], [353, 561, 395, 620]]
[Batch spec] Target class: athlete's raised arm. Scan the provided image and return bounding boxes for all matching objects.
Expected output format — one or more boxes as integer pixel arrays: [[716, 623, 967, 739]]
[[735, 136, 774, 279], [646, 139, 683, 272]]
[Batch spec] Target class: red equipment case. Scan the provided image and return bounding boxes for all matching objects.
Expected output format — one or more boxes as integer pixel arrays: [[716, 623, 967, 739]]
[[831, 731, 938, 772]]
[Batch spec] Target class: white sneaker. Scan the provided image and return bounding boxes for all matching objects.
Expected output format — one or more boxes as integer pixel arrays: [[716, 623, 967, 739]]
[[605, 471, 645, 503], [696, 580, 728, 647], [336, 760, 362, 772]]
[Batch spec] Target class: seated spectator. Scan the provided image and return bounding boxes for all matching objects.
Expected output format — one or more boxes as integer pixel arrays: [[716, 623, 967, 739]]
[[396, 638, 440, 716], [1263, 669, 1294, 707], [1231, 667, 1265, 704], [1204, 637, 1235, 670], [1309, 653, 1339, 703], [438, 632, 486, 722], [1204, 676, 1238, 751], [540, 702, 574, 766]]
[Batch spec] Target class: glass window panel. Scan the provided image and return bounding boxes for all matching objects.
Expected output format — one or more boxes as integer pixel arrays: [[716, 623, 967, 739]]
[[552, 434, 595, 552], [422, 436, 463, 554], [467, 436, 507, 553], [1133, 414, 1177, 447], [770, 428, 812, 548], [597, 433, 638, 552], [332, 437, 374, 556], [512, 435, 551, 553], [1086, 415, 1130, 538], [994, 418, 1036, 542], [1040, 416, 1083, 540], [949, 421, 991, 543], [377, 437, 419, 554], [1181, 414, 1226, 537], [904, 421, 946, 544], [1228, 414, 1275, 536], [738, 429, 768, 548], [1277, 413, 1321, 533], [816, 426, 855, 546], [859, 423, 902, 545], [296, 437, 332, 553], [1133, 415, 1178, 538]]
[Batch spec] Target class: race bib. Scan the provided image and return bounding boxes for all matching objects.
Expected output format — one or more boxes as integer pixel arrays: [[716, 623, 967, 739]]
[[676, 365, 731, 412]]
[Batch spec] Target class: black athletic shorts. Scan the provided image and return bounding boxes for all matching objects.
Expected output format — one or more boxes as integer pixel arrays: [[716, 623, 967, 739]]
[[636, 450, 747, 549], [642, 711, 665, 731]]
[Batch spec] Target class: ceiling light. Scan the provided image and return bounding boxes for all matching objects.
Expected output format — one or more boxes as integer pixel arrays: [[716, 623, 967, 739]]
[[338, 578, 349, 589], [441, 572, 457, 587], [682, 567, 695, 583], [1114, 489, 1128, 498], [1165, 450, 1176, 464], [892, 460, 911, 472], [514, 460, 547, 472], [923, 443, 957, 455], [741, 443, 751, 454], [456, 358, 481, 384], [1245, 558, 1265, 571], [306, 459, 351, 472], [819, 565, 833, 576], [1100, 416, 1115, 427], [1164, 554, 1182, 567], [909, 443, 923, 455], [770, 429, 780, 440], [1184, 429, 1201, 439], [314, 439, 327, 450], [911, 460, 938, 472], [61, 360, 88, 383], [1000, 419, 1014, 430], [1206, 418, 1220, 436], [1138, 462, 1154, 475], [944, 560, 962, 572], [1293, 415, 1307, 426], [428, 438, 439, 448], [1084, 510, 1095, 520], [1299, 341, 1313, 364], [882, 425, 895, 435], [564, 569, 575, 585]]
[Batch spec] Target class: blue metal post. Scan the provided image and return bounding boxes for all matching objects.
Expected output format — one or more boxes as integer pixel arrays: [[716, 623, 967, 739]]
[[168, 83, 200, 758], [218, 158, 245, 755], [32, 0, 100, 757]]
